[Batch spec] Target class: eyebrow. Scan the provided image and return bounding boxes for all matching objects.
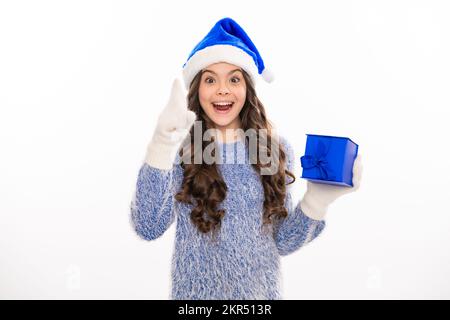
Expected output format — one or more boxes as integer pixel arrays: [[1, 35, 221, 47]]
[[202, 68, 243, 76]]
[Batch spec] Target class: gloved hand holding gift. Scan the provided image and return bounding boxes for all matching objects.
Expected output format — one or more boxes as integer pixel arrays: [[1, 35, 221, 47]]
[[299, 134, 363, 220]]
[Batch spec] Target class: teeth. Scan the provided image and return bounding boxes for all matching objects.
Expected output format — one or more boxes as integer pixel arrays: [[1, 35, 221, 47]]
[[213, 102, 233, 106]]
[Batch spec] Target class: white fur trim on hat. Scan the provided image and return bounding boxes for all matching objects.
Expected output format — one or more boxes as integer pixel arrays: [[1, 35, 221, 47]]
[[182, 44, 259, 90]]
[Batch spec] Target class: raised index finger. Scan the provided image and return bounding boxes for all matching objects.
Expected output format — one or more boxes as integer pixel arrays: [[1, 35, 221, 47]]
[[168, 78, 188, 112]]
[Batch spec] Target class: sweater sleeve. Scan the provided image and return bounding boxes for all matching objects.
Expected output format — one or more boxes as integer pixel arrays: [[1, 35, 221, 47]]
[[273, 136, 326, 256], [129, 154, 182, 241]]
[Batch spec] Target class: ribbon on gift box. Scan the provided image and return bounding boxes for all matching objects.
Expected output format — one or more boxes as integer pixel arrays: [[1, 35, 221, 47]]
[[300, 140, 336, 181]]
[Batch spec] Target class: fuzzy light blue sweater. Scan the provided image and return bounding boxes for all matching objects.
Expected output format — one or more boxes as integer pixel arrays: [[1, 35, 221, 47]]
[[130, 136, 326, 300]]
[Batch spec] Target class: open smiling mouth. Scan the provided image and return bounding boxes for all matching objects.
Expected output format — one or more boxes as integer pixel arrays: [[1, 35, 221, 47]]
[[212, 102, 234, 114]]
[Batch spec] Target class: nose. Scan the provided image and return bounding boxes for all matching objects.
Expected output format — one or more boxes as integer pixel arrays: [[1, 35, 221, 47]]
[[216, 82, 231, 95]]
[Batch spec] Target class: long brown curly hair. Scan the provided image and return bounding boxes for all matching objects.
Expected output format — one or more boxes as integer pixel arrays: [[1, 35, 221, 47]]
[[175, 68, 295, 239]]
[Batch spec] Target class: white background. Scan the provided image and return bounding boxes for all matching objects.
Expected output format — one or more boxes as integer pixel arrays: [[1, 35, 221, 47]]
[[1, 0, 449, 299]]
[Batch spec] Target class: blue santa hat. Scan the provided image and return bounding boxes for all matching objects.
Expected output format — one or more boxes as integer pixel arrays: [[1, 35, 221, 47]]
[[182, 17, 274, 90]]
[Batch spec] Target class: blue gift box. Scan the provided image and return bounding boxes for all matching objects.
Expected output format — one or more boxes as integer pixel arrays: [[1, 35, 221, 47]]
[[300, 134, 359, 187]]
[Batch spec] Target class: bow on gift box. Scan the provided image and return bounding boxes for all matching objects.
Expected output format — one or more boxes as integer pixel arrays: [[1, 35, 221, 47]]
[[300, 140, 336, 181]]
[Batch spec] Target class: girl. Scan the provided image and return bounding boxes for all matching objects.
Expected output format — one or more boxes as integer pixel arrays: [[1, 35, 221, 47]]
[[130, 17, 363, 300]]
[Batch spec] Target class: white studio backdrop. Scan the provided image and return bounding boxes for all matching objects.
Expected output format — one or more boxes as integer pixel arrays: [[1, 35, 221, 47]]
[[0, 0, 449, 299]]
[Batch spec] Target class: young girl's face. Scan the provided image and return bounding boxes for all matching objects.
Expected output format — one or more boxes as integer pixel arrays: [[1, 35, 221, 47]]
[[198, 62, 247, 134]]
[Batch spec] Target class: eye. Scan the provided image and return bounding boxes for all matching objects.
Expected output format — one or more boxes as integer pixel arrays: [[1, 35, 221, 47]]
[[230, 76, 241, 83], [205, 77, 215, 84]]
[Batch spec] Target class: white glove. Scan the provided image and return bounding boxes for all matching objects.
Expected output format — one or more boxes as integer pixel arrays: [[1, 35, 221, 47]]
[[300, 153, 363, 220], [145, 78, 197, 170]]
